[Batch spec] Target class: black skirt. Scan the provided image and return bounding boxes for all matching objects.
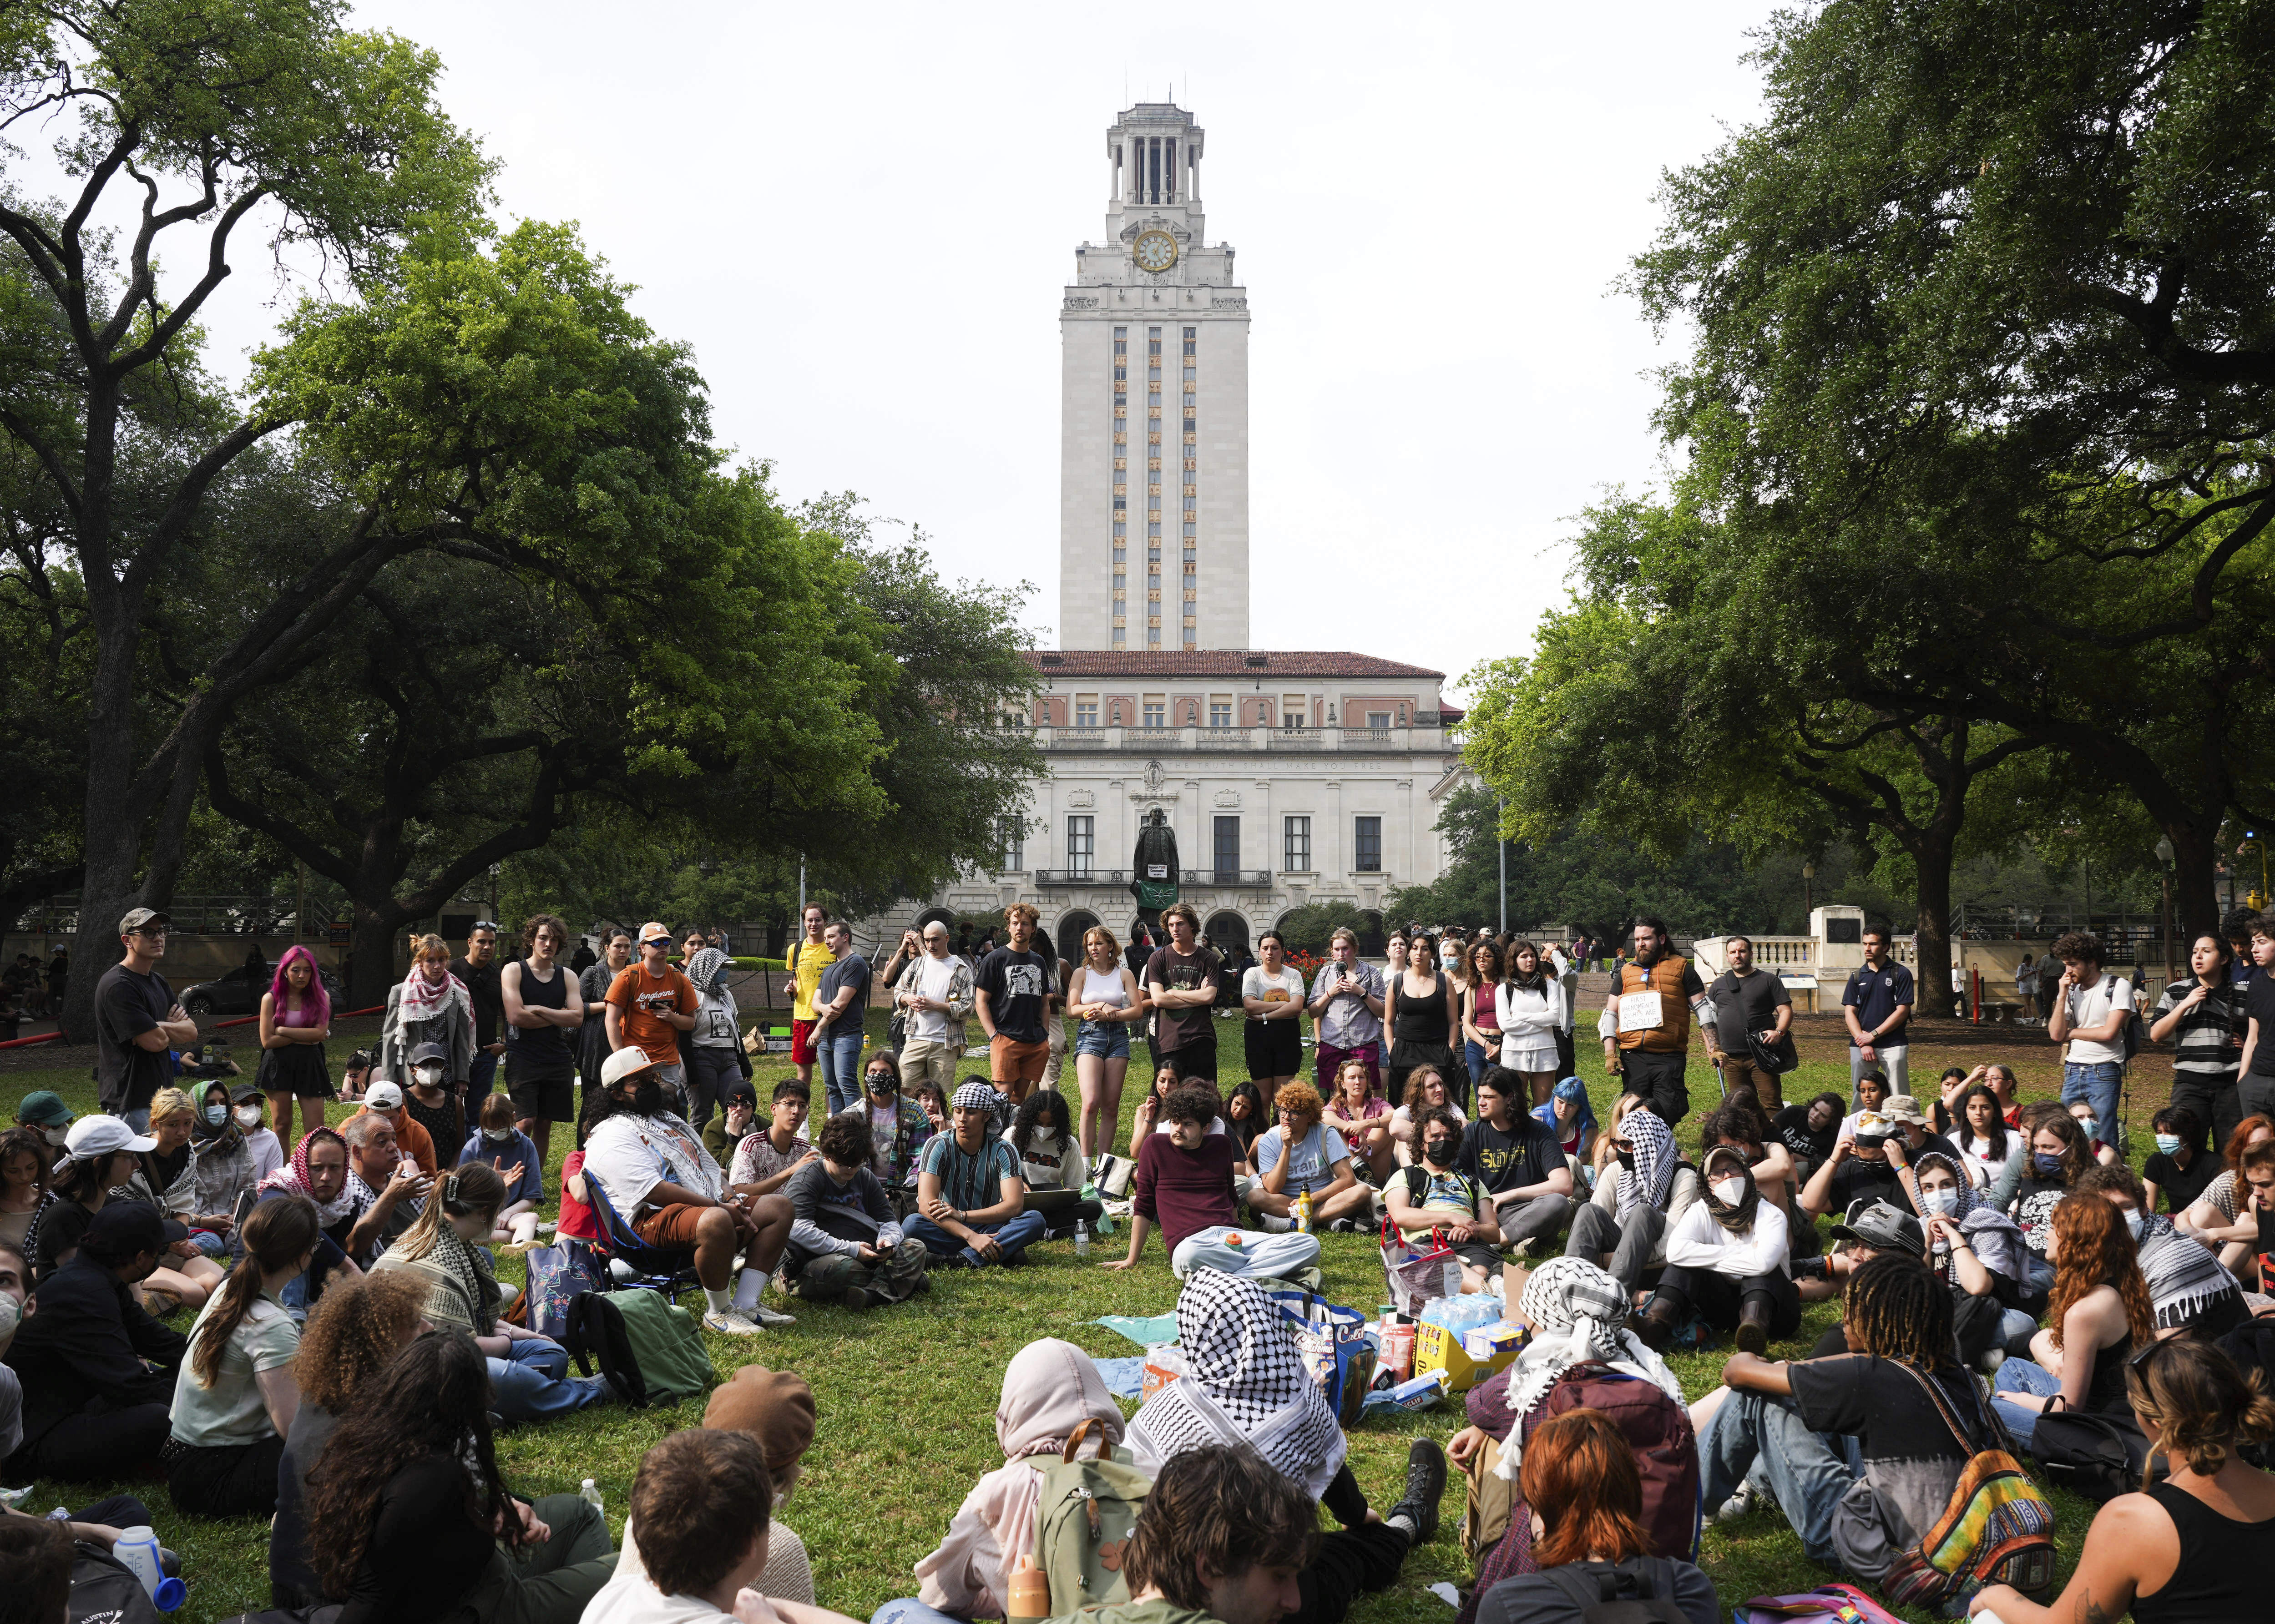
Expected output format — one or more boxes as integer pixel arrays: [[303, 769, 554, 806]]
[[255, 1042, 333, 1099]]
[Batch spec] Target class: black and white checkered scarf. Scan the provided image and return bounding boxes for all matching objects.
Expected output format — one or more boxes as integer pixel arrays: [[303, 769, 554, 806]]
[[1127, 1270, 1346, 1496]]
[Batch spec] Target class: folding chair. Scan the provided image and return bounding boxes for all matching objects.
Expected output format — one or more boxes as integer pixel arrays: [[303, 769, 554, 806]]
[[582, 1175, 702, 1304]]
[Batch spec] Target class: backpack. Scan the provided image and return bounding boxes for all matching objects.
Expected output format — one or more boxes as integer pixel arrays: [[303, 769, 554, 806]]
[[561, 1287, 714, 1407], [1876, 1362, 2058, 1607], [2031, 1397, 2154, 1506], [68, 1545, 162, 1624], [1461, 1362, 1700, 1569], [1029, 1417, 1153, 1615], [1537, 1564, 1689, 1623], [1733, 1585, 1904, 1624], [562, 1291, 648, 1405], [524, 1239, 609, 1340], [1260, 1284, 1378, 1427]]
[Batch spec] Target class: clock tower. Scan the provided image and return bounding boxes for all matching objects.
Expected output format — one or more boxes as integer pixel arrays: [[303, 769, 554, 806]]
[[1059, 101, 1250, 651]]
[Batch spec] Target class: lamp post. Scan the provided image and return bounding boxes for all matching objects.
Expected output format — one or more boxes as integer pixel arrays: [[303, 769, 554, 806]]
[[2155, 837, 2175, 984], [1496, 795, 1507, 937], [1801, 860, 1815, 920]]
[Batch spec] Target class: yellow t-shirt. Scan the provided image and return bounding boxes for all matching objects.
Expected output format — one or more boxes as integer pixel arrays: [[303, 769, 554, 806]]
[[792, 939, 836, 1022]]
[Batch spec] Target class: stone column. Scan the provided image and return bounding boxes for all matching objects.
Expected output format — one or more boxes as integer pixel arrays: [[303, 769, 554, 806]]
[[1324, 779, 1343, 882]]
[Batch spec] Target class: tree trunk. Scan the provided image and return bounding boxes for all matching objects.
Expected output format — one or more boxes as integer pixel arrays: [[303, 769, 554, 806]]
[[1911, 828, 1959, 1022], [348, 895, 415, 1011], [2165, 817, 2224, 945]]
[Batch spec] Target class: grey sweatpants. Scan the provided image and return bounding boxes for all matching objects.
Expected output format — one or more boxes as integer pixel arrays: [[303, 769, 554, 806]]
[[1564, 1201, 1668, 1293]]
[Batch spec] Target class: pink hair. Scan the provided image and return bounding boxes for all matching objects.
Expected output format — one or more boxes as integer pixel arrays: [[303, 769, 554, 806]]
[[270, 944, 330, 1029]]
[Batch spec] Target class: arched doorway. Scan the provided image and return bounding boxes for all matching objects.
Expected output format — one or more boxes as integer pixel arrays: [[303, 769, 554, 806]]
[[912, 906, 957, 937], [1204, 910, 1250, 961], [1055, 909, 1101, 965]]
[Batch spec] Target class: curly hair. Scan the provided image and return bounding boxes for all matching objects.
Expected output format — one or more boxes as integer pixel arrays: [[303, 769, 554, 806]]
[[1273, 1080, 1323, 1120], [309, 1331, 516, 1593], [2045, 1194, 2154, 1351], [1012, 1087, 1072, 1156], [1164, 1083, 1223, 1129], [295, 1271, 430, 1412], [520, 913, 569, 954], [2050, 929, 2105, 966]]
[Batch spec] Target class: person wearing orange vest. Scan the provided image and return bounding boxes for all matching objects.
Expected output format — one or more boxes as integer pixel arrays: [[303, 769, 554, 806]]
[[1599, 916, 1723, 1127]]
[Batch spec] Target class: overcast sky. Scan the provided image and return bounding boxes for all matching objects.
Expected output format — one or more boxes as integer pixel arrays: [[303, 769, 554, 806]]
[[102, 2, 1777, 697]]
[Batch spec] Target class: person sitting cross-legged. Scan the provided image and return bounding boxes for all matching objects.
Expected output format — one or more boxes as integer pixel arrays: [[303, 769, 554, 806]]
[[1456, 1068, 1574, 1260], [1386, 1107, 1505, 1295], [1247, 1081, 1377, 1234], [905, 1082, 1048, 1270], [1564, 1103, 1696, 1297], [580, 1046, 797, 1333], [1630, 1144, 1799, 1356], [1689, 1254, 1990, 1586], [1105, 1083, 1322, 1281], [781, 1113, 930, 1309]]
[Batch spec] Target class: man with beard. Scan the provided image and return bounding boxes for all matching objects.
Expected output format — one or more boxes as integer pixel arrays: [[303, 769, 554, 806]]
[[581, 1048, 796, 1335], [1599, 916, 1720, 1128]]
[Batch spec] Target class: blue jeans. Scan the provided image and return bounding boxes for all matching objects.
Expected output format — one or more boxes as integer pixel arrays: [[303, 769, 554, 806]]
[[490, 1335, 608, 1423], [819, 1023, 865, 1116], [469, 1051, 499, 1093], [2061, 1060, 2123, 1141], [873, 1603, 966, 1624], [1697, 1388, 1863, 1569], [1991, 1358, 2063, 1454], [904, 1209, 1049, 1268], [1464, 1038, 1492, 1089]]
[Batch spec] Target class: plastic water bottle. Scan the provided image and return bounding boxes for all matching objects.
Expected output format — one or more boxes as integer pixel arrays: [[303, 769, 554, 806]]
[[579, 1478, 604, 1515], [113, 1527, 186, 1612], [1074, 1220, 1090, 1259]]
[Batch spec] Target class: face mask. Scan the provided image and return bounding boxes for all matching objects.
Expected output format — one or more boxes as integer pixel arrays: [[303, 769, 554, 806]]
[[2123, 1210, 2144, 1238], [1616, 1149, 1636, 1172], [2034, 1151, 2064, 1176], [1921, 1188, 1956, 1216], [202, 1104, 228, 1126], [2154, 1134, 2182, 1155], [235, 1106, 263, 1129], [43, 1127, 67, 1147], [0, 1291, 19, 1341], [483, 1127, 515, 1143], [1423, 1139, 1457, 1167], [1712, 1177, 1747, 1205], [632, 1079, 664, 1115], [2075, 1119, 2098, 1143], [415, 1065, 445, 1088]]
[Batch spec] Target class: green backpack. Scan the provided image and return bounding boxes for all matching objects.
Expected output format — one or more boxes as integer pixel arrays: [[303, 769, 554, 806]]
[[1030, 1419, 1154, 1615], [612, 1287, 714, 1406]]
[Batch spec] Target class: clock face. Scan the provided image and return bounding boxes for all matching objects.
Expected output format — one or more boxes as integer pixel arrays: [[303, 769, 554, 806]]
[[1134, 229, 1178, 273]]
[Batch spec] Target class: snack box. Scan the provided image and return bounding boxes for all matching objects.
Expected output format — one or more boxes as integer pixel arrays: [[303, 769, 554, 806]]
[[1415, 1316, 1527, 1392]]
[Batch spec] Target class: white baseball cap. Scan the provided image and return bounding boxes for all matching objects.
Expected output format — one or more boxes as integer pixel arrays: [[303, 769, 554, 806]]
[[65, 1114, 157, 1157], [364, 1081, 405, 1110], [600, 1047, 659, 1090]]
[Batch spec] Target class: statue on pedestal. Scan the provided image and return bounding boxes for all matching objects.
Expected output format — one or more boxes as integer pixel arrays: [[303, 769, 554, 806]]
[[1128, 807, 1180, 929]]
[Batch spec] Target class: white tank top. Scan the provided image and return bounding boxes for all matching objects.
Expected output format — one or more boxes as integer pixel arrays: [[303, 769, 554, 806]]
[[1075, 965, 1129, 1008]]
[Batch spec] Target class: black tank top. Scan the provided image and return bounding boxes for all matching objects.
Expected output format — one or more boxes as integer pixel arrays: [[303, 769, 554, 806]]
[[2085, 1331, 2134, 1413], [2133, 1479, 2275, 1623], [507, 958, 573, 1075], [1392, 973, 1451, 1046]]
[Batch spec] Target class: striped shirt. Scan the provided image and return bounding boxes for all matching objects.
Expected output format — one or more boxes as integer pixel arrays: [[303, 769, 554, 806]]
[[2153, 978, 2246, 1080]]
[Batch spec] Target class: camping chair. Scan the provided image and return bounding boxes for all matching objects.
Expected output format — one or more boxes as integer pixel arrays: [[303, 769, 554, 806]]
[[582, 1175, 702, 1304]]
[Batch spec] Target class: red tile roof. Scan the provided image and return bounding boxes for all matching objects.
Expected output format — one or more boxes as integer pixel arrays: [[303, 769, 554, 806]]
[[1023, 650, 1444, 679]]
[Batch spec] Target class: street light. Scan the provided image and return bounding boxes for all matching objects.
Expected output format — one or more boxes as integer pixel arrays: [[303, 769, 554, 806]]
[[1801, 860, 1815, 919], [2155, 837, 2175, 984], [2244, 831, 2270, 912]]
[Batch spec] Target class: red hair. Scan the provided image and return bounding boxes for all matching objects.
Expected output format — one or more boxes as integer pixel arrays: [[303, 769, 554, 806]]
[[2046, 1194, 2154, 1351], [2224, 1115, 2275, 1174], [1519, 1409, 1653, 1567]]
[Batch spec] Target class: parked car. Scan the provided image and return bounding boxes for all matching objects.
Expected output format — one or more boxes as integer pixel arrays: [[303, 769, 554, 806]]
[[181, 963, 347, 1018]]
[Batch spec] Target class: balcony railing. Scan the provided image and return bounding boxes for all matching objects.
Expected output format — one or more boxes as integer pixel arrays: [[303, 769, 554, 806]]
[[1032, 722, 1440, 752], [1031, 868, 1274, 889]]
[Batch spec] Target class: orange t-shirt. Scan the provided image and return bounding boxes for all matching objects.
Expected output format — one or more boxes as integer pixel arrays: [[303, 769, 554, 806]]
[[606, 964, 698, 1065]]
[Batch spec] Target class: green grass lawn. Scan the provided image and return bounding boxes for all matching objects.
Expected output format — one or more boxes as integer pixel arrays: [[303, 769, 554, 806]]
[[5, 1007, 2143, 1624]]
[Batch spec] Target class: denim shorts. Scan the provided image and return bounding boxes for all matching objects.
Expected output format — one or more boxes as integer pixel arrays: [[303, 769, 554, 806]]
[[1074, 1021, 1131, 1060]]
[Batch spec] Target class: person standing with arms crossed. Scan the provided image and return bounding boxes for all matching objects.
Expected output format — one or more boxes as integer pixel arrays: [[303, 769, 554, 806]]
[[1145, 903, 1223, 1084], [96, 908, 200, 1134], [1601, 916, 1720, 1128], [1841, 925, 1915, 1105]]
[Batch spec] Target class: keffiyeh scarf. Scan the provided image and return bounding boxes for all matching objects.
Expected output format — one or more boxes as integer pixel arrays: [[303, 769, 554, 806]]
[[397, 962, 469, 1026], [685, 946, 732, 999], [2133, 1209, 2239, 1328], [1493, 1256, 1685, 1483], [1916, 1150, 2029, 1284], [256, 1125, 362, 1229], [1699, 1146, 1761, 1234], [1127, 1270, 1347, 1497], [1614, 1106, 1677, 1221]]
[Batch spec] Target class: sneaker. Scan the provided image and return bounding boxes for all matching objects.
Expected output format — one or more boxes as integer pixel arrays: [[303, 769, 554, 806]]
[[536, 1220, 557, 1236], [1714, 1483, 1755, 1524], [747, 1301, 797, 1328], [1981, 1347, 2007, 1373], [1508, 1236, 1544, 1261], [842, 1286, 871, 1312], [1385, 1437, 1448, 1544], [702, 1309, 765, 1337], [911, 1271, 932, 1295], [608, 1257, 636, 1284]]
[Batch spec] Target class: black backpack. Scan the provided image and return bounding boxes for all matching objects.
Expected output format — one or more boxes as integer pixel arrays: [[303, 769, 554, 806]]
[[69, 1546, 162, 1624], [2031, 1398, 2156, 1505], [1538, 1563, 1690, 1623], [560, 1290, 649, 1407]]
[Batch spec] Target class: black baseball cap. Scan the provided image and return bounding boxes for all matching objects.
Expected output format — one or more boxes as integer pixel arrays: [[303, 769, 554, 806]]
[[1829, 1198, 1924, 1256], [84, 1201, 187, 1258]]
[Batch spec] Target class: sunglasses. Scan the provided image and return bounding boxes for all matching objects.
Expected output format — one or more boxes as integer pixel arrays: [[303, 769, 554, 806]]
[[471, 921, 500, 933]]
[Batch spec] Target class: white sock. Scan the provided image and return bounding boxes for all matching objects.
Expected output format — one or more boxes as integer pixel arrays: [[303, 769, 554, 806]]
[[1259, 1212, 1293, 1233], [1384, 1512, 1418, 1538], [704, 1286, 733, 1314], [734, 1267, 765, 1312]]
